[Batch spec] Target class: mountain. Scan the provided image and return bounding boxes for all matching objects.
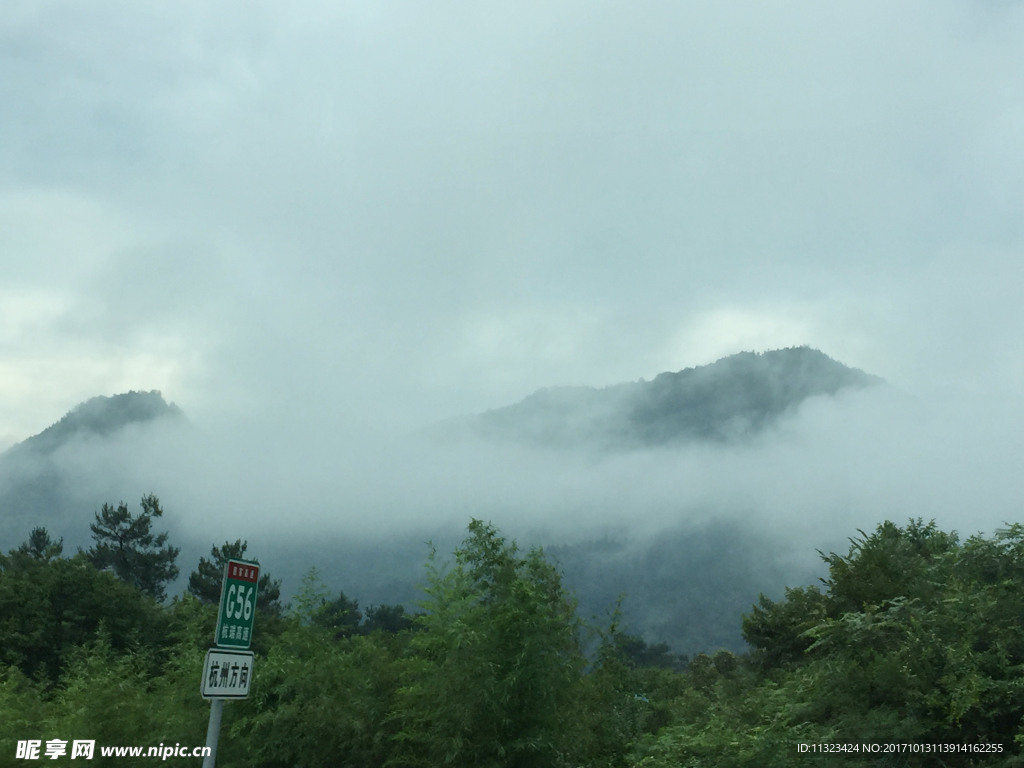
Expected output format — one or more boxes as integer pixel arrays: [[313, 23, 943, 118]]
[[0, 391, 185, 551], [5, 390, 184, 458], [466, 347, 882, 448], [1, 357, 882, 655]]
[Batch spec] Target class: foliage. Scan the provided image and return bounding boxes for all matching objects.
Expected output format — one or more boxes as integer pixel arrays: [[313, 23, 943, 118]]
[[84, 494, 180, 601], [231, 627, 403, 768], [188, 539, 283, 615], [12, 514, 1024, 768], [573, 616, 669, 768], [185, 542, 288, 660], [616, 635, 687, 672], [819, 518, 958, 614], [741, 585, 827, 672], [0, 666, 49, 761], [639, 519, 1024, 767], [16, 527, 64, 561], [310, 591, 363, 638], [0, 535, 167, 684], [390, 520, 587, 768], [288, 567, 413, 639], [363, 603, 416, 634]]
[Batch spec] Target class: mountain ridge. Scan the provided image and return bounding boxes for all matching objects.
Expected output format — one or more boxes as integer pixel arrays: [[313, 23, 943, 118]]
[[465, 347, 882, 448], [5, 390, 184, 458]]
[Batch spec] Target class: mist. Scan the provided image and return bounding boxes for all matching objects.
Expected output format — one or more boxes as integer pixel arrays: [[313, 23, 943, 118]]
[[4, 372, 1022, 652], [68, 380, 1016, 549], [3, 0, 1024, 652]]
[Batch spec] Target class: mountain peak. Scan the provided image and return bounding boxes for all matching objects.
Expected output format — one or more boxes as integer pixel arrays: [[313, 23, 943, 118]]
[[468, 347, 882, 448], [9, 390, 184, 457]]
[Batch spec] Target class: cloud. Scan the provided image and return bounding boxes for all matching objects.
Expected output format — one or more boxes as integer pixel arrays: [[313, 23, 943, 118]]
[[1, 1, 1023, 590]]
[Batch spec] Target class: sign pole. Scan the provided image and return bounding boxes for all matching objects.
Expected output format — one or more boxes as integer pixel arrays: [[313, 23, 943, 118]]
[[202, 699, 223, 768], [199, 558, 260, 768]]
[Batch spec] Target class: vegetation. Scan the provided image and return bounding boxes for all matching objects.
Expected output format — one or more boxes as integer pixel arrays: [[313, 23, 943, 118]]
[[84, 495, 180, 601], [9, 391, 183, 457], [3, 506, 1024, 767], [472, 347, 882, 448], [189, 539, 283, 615]]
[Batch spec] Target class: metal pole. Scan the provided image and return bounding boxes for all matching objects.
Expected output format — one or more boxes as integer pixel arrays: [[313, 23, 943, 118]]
[[202, 698, 223, 768]]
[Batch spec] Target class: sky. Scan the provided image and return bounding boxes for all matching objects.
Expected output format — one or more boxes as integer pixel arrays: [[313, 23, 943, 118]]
[[2, 1, 1024, 559]]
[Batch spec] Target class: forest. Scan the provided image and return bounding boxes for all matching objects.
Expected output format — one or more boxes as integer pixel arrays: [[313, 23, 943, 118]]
[[2, 497, 1021, 767]]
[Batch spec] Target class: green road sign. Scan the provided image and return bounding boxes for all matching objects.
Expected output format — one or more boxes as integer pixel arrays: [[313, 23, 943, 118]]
[[215, 559, 259, 649]]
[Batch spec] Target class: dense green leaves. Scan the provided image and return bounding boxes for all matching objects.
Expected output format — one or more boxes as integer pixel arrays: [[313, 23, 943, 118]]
[[0, 541, 166, 684], [232, 629, 402, 768], [644, 519, 1024, 766], [741, 585, 827, 672], [820, 519, 958, 614], [84, 494, 180, 601], [10, 515, 1024, 768], [391, 520, 586, 768]]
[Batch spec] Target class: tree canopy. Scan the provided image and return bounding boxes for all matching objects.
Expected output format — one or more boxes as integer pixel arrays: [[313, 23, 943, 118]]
[[7, 513, 1024, 767], [0, 529, 167, 684], [83, 494, 179, 601]]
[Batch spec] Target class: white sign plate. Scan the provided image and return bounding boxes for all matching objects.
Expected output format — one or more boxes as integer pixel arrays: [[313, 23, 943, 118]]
[[201, 648, 255, 699]]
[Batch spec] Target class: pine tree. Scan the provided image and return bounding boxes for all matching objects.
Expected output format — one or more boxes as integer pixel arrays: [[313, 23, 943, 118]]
[[15, 527, 63, 562], [84, 494, 179, 601]]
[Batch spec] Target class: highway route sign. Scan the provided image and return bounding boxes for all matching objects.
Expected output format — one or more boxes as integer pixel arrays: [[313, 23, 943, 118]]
[[215, 559, 260, 649]]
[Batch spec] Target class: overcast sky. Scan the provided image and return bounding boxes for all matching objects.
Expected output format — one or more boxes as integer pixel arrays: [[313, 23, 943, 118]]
[[2, 0, 1024, 450]]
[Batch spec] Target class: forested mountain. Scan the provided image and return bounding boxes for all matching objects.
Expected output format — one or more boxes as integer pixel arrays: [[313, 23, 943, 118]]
[[4, 390, 183, 458], [465, 347, 882, 448], [0, 391, 183, 549], [0, 352, 882, 658], [9, 362, 1020, 762], [265, 519, 807, 658], [549, 521, 806, 655]]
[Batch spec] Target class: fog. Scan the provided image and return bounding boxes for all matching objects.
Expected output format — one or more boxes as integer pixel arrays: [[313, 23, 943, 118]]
[[3, 1, 1024, 650], [5, 377, 1023, 651], [79, 384, 1024, 542]]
